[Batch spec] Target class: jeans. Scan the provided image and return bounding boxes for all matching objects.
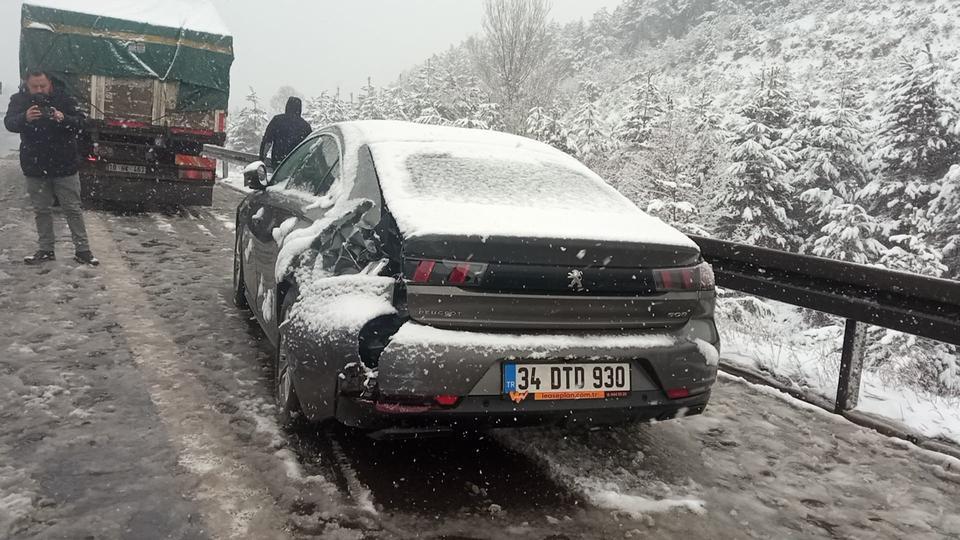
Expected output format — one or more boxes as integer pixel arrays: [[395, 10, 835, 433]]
[[25, 173, 90, 253]]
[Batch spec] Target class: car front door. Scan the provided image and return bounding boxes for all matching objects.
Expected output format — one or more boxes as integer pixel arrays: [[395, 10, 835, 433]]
[[243, 134, 342, 344]]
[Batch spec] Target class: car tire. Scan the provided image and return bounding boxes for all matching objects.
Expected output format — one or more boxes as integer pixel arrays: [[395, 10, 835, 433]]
[[276, 300, 303, 426], [233, 229, 249, 309]]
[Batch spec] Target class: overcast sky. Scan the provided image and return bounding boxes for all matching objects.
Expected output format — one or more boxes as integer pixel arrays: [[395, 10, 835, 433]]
[[1, 0, 621, 111]]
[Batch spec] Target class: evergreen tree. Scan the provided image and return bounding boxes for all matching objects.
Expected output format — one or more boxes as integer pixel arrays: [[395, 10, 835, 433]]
[[569, 81, 613, 167], [635, 98, 710, 236], [617, 73, 665, 147], [715, 70, 800, 249], [227, 88, 268, 154], [876, 217, 947, 277], [929, 165, 960, 279], [874, 50, 960, 180], [806, 201, 885, 264], [357, 78, 384, 120], [860, 50, 959, 280], [796, 92, 871, 252], [304, 92, 333, 127], [525, 106, 575, 155]]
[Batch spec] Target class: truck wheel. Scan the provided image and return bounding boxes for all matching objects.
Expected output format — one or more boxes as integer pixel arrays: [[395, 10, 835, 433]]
[[233, 230, 248, 309], [276, 302, 303, 426]]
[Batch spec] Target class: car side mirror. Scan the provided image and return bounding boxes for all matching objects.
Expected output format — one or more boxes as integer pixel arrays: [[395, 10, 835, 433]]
[[243, 161, 268, 190]]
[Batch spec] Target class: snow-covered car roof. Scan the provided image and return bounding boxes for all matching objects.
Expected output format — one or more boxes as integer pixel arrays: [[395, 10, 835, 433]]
[[337, 121, 698, 249], [23, 0, 231, 36]]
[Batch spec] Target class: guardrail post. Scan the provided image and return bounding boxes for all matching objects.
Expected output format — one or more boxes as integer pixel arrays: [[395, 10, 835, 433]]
[[835, 319, 867, 413]]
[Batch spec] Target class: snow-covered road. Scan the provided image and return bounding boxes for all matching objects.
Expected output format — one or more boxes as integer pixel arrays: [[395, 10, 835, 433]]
[[1, 158, 958, 539]]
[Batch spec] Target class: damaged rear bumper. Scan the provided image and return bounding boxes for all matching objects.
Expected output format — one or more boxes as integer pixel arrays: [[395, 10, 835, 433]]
[[325, 320, 719, 431], [335, 390, 712, 433]]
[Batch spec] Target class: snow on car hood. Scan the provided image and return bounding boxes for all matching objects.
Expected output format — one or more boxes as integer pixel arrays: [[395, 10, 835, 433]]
[[366, 139, 697, 249]]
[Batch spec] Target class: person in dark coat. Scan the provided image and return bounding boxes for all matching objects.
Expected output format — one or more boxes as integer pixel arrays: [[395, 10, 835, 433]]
[[259, 96, 312, 167], [4, 71, 98, 266]]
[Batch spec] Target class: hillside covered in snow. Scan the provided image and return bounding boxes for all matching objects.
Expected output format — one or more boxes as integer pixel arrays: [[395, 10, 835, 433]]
[[228, 0, 960, 403]]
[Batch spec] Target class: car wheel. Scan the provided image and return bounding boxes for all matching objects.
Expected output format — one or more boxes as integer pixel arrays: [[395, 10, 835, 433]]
[[276, 305, 303, 426], [233, 229, 249, 309]]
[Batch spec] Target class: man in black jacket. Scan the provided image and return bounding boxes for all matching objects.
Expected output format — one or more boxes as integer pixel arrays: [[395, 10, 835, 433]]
[[4, 71, 98, 266], [259, 96, 312, 167]]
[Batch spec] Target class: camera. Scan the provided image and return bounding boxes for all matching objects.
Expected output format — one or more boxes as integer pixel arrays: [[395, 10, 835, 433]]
[[30, 94, 56, 119]]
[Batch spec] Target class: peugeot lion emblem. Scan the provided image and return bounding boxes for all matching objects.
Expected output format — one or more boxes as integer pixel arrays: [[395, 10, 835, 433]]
[[567, 269, 585, 291]]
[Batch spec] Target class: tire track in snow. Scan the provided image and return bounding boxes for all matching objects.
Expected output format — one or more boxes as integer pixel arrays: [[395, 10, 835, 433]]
[[86, 214, 291, 539], [329, 439, 378, 516]]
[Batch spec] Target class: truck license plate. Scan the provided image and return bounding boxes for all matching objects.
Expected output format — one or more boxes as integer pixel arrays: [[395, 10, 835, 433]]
[[503, 362, 630, 401], [107, 163, 147, 175]]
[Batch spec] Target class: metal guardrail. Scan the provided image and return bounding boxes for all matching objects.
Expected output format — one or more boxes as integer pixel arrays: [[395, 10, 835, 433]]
[[201, 144, 261, 165], [690, 234, 960, 413]]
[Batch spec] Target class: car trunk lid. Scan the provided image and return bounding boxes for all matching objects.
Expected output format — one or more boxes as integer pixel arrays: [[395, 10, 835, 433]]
[[401, 235, 708, 330]]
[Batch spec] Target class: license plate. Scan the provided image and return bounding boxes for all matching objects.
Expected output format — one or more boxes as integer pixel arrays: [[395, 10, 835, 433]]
[[107, 163, 147, 175], [503, 362, 631, 401]]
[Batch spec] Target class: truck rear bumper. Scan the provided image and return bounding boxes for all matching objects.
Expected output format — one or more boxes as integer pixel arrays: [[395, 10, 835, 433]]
[[80, 172, 213, 206]]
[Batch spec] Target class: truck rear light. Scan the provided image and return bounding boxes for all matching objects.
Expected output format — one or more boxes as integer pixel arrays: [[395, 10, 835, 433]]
[[175, 154, 217, 169], [106, 119, 149, 129], [170, 126, 216, 137], [178, 169, 215, 181], [666, 388, 690, 399], [653, 262, 714, 292], [404, 258, 488, 286]]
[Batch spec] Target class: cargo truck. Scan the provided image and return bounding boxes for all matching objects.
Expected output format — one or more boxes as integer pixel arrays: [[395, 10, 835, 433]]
[[19, 1, 234, 206]]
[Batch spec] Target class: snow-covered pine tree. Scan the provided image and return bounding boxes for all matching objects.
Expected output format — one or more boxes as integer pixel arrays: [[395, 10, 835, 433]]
[[304, 92, 332, 128], [631, 96, 711, 235], [357, 78, 384, 120], [226, 88, 268, 154], [874, 49, 960, 180], [617, 73, 665, 148], [859, 49, 958, 278], [568, 81, 613, 167], [929, 165, 960, 279], [413, 106, 447, 126], [525, 106, 576, 155], [796, 89, 872, 254], [715, 69, 800, 249], [806, 201, 885, 264]]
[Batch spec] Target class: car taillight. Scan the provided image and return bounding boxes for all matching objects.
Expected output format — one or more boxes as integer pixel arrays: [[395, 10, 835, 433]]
[[434, 395, 460, 407], [404, 258, 487, 286], [698, 262, 715, 290], [653, 262, 714, 292]]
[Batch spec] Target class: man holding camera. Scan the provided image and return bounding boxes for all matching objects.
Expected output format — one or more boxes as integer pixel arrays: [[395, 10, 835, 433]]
[[4, 70, 98, 266]]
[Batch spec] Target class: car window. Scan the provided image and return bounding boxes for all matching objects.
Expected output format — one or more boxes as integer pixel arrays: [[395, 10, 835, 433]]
[[269, 137, 320, 188], [287, 135, 341, 196]]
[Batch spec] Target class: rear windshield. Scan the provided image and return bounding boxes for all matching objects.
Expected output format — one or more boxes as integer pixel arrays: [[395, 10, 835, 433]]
[[400, 151, 631, 211]]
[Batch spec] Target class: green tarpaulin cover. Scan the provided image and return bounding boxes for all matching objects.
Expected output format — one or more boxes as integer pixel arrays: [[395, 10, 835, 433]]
[[20, 2, 233, 111]]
